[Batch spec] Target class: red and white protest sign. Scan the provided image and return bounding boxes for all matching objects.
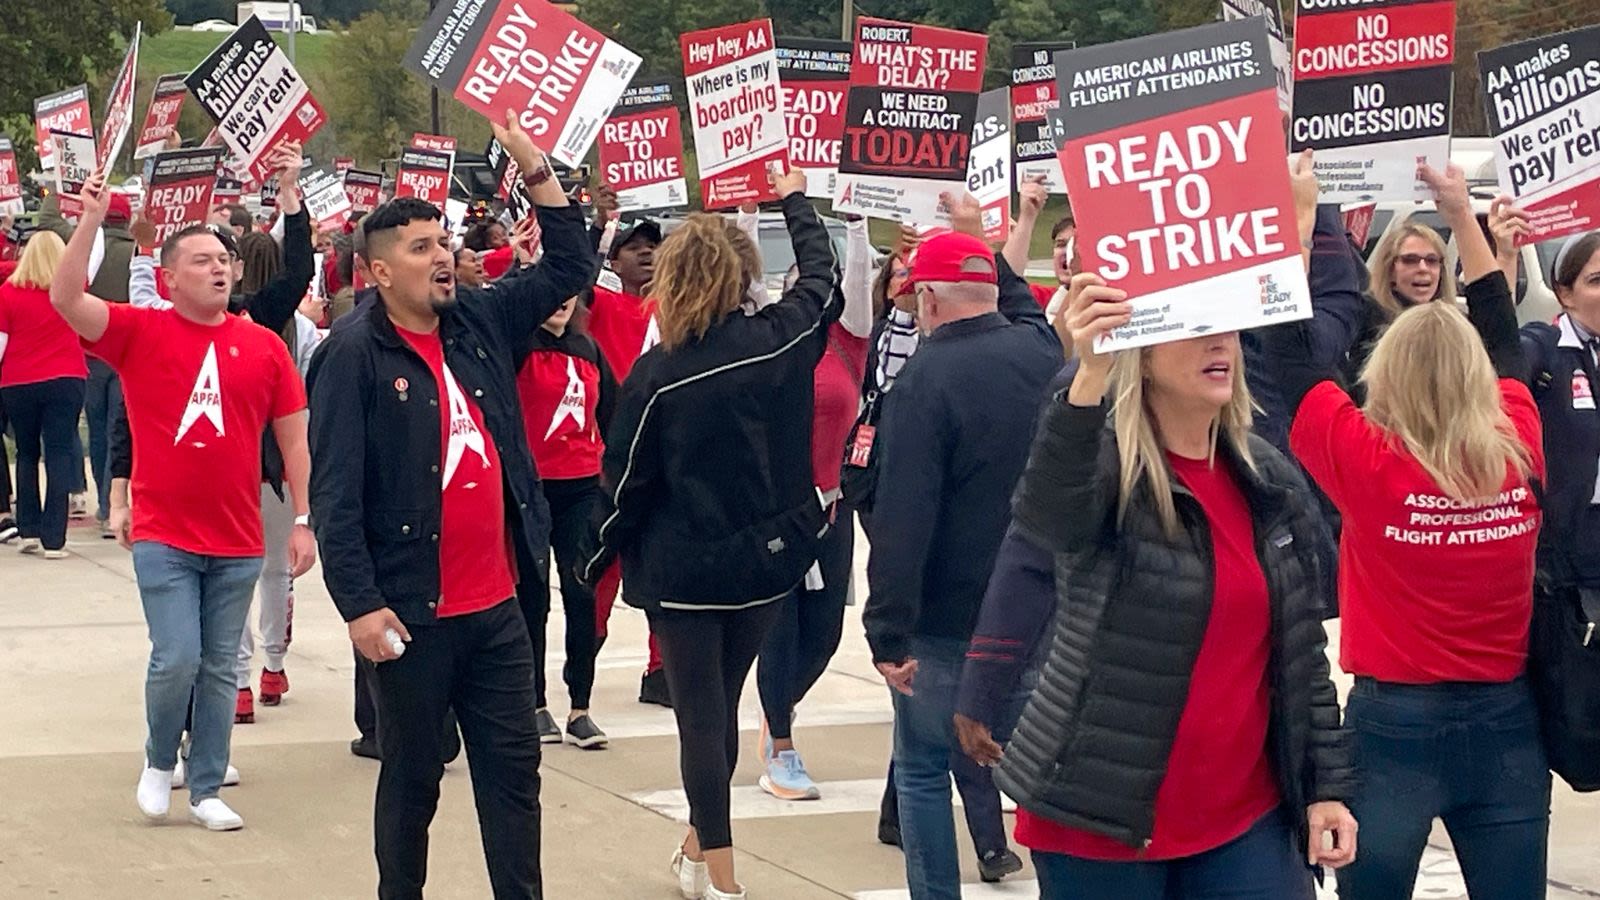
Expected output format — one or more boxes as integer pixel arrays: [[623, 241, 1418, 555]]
[[396, 147, 454, 209], [186, 16, 328, 184], [135, 74, 189, 160], [834, 18, 988, 223], [599, 80, 689, 212], [334, 156, 355, 175], [1290, 0, 1455, 201], [33, 86, 92, 171], [98, 24, 141, 170], [411, 132, 458, 177], [403, 0, 641, 169], [144, 147, 226, 245], [1055, 18, 1309, 351], [1479, 25, 1600, 243], [342, 169, 383, 216], [777, 37, 851, 199], [0, 137, 22, 216], [1342, 202, 1378, 249], [682, 19, 788, 208], [213, 174, 243, 205], [968, 89, 1011, 243], [52, 131, 98, 218], [300, 168, 352, 232], [1012, 42, 1076, 193]]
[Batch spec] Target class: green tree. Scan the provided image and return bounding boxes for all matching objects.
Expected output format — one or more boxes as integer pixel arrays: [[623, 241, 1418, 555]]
[[0, 0, 173, 173], [579, 0, 764, 82], [318, 4, 429, 163]]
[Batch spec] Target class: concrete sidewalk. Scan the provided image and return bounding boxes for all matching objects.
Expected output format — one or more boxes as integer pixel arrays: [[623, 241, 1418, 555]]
[[2, 522, 1597, 898]]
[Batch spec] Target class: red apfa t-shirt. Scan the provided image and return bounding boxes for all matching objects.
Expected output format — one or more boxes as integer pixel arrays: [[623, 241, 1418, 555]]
[[396, 325, 516, 618], [518, 344, 603, 481], [1017, 452, 1280, 861], [813, 323, 868, 494], [0, 282, 89, 387], [1291, 379, 1545, 683], [85, 304, 305, 557], [481, 245, 516, 281], [589, 284, 658, 383]]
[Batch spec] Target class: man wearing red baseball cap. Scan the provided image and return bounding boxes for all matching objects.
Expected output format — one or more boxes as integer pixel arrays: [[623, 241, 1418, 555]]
[[863, 207, 1063, 900]]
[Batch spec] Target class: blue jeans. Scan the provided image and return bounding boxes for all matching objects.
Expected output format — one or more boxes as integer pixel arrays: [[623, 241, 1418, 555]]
[[133, 542, 262, 801], [891, 636, 984, 900], [84, 359, 119, 518], [1033, 810, 1314, 899], [1336, 677, 1550, 900]]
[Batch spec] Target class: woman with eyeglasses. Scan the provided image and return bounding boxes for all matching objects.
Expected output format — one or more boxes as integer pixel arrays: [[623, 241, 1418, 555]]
[[1343, 224, 1455, 397]]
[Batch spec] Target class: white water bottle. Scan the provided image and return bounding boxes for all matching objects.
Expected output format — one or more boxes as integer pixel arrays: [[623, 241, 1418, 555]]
[[384, 627, 406, 658]]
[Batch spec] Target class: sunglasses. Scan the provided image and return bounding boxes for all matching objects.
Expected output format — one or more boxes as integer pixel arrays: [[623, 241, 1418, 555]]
[[1397, 253, 1443, 268]]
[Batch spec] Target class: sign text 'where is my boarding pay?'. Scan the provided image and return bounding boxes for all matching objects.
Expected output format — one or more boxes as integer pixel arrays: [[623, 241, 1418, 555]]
[[598, 80, 689, 213], [404, 0, 640, 170], [186, 16, 328, 184], [1479, 24, 1600, 243], [834, 18, 988, 225], [1055, 17, 1310, 353], [1289, 0, 1456, 203], [682, 19, 789, 208]]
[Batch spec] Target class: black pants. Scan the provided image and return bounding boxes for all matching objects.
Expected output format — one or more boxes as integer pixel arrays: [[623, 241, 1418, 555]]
[[651, 601, 782, 850], [2, 377, 86, 550], [84, 359, 119, 519], [757, 507, 854, 740], [516, 476, 602, 710], [372, 600, 542, 900], [0, 394, 14, 514]]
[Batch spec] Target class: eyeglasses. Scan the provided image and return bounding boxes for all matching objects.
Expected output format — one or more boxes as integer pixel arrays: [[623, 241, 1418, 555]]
[[1397, 253, 1443, 269]]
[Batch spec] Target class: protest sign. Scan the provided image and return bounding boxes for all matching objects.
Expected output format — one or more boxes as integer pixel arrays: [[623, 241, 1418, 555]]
[[33, 86, 92, 170], [834, 18, 988, 223], [1054, 17, 1309, 351], [135, 74, 189, 160], [260, 173, 280, 208], [1343, 202, 1378, 248], [51, 131, 98, 218], [300, 168, 351, 232], [99, 25, 141, 170], [1012, 41, 1075, 193], [681, 19, 788, 208], [186, 16, 328, 184], [411, 132, 459, 178], [144, 147, 226, 244], [0, 137, 22, 216], [1479, 25, 1600, 242], [968, 89, 1012, 242], [598, 80, 689, 212], [777, 37, 851, 199], [403, 0, 640, 168], [343, 168, 383, 216], [1222, 0, 1291, 112], [486, 138, 534, 221], [1290, 0, 1455, 202], [213, 174, 243, 205], [396, 147, 454, 209], [334, 156, 355, 175]]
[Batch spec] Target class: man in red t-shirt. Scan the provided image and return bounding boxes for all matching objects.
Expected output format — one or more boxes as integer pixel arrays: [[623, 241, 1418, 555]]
[[50, 173, 316, 833], [307, 112, 594, 897]]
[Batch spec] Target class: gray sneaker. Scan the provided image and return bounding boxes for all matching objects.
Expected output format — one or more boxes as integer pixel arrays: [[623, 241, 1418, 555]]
[[564, 714, 608, 750], [535, 708, 561, 744]]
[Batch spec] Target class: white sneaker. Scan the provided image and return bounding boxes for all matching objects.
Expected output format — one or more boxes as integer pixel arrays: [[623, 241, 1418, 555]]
[[188, 797, 244, 831], [671, 846, 710, 899], [42, 549, 68, 560], [18, 538, 42, 555], [706, 885, 747, 899], [172, 759, 241, 789], [136, 765, 174, 820]]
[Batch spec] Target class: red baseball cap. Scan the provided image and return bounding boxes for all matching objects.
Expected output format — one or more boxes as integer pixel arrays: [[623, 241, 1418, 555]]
[[106, 192, 133, 224], [908, 231, 996, 287]]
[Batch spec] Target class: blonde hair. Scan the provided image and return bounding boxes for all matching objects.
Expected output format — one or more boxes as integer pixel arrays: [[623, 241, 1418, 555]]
[[1108, 347, 1256, 535], [723, 221, 762, 289], [1367, 223, 1455, 319], [7, 231, 66, 290], [651, 214, 745, 349], [1362, 302, 1531, 500]]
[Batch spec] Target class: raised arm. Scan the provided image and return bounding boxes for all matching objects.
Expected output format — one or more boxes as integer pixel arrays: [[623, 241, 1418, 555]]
[[244, 144, 315, 334], [1002, 174, 1048, 276], [49, 173, 112, 343], [1422, 164, 1525, 381], [766, 167, 841, 325], [839, 216, 875, 338]]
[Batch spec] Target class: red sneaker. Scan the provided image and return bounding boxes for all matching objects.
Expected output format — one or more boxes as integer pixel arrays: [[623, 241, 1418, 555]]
[[235, 688, 255, 724], [259, 669, 289, 706]]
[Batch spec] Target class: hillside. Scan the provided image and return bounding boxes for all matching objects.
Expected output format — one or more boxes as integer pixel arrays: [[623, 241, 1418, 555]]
[[140, 27, 336, 81]]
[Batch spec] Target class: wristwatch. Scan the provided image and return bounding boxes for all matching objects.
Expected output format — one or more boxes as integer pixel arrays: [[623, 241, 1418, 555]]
[[522, 157, 554, 188], [294, 514, 311, 528]]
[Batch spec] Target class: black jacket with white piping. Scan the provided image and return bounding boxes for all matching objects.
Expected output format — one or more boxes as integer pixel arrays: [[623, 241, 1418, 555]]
[[585, 192, 842, 612]]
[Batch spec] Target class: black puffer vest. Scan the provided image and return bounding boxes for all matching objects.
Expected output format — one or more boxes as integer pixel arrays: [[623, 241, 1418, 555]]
[[995, 397, 1355, 851]]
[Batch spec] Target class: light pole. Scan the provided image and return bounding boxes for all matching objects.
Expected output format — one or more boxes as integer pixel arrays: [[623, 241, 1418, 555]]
[[429, 0, 442, 134], [287, 1, 297, 63], [841, 0, 851, 40]]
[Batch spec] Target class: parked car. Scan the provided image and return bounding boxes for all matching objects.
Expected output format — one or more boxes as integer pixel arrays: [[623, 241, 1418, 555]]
[[190, 19, 235, 31]]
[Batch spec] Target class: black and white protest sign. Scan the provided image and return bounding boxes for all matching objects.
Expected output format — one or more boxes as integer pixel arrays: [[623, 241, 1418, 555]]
[[1012, 41, 1075, 193]]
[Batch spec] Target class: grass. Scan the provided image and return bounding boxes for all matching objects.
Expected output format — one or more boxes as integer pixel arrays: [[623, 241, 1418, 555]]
[[140, 28, 337, 81]]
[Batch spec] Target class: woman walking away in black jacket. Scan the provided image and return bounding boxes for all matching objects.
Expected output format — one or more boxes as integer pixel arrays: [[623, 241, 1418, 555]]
[[586, 166, 839, 900], [977, 267, 1356, 896]]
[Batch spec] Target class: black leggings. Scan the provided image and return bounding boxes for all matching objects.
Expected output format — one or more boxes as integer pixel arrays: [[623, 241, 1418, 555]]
[[756, 506, 854, 740], [516, 476, 603, 710], [651, 602, 781, 850]]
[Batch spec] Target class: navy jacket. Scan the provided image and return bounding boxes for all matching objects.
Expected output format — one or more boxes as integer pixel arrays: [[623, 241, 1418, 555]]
[[1519, 315, 1599, 586], [307, 202, 595, 625], [861, 257, 1062, 664]]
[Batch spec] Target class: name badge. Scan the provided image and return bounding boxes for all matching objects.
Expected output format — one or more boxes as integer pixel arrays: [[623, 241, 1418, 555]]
[[1573, 371, 1595, 410], [848, 425, 876, 468]]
